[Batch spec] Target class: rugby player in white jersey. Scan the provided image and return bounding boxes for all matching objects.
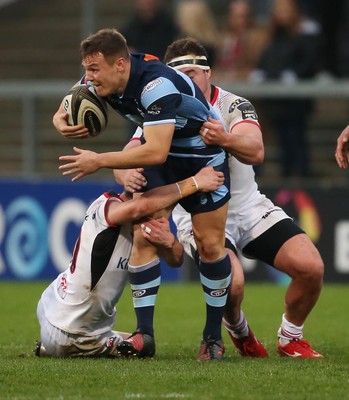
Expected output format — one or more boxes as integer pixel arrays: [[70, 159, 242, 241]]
[[35, 166, 224, 358], [119, 38, 324, 359], [165, 38, 324, 358]]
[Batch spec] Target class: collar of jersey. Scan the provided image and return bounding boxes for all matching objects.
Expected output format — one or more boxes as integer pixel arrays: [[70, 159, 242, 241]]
[[122, 54, 144, 99]]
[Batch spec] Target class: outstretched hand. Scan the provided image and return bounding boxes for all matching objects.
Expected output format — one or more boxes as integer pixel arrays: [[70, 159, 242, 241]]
[[335, 125, 349, 169], [194, 166, 225, 192], [59, 147, 100, 181]]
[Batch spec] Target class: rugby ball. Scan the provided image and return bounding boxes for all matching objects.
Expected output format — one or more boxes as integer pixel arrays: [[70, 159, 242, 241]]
[[62, 84, 108, 137]]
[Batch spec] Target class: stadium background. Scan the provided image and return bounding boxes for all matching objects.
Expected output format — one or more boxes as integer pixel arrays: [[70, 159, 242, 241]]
[[1, 0, 349, 284]]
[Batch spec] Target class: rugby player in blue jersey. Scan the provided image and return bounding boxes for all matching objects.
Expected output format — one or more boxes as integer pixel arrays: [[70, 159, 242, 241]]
[[53, 28, 231, 360]]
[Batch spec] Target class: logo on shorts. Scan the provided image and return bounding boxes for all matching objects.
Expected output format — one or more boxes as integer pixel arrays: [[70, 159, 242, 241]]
[[210, 289, 227, 297], [200, 195, 208, 205], [262, 210, 272, 219], [133, 289, 146, 298]]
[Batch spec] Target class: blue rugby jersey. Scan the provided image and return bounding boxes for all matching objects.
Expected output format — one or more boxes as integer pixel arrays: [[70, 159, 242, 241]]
[[81, 53, 230, 211], [103, 54, 224, 157]]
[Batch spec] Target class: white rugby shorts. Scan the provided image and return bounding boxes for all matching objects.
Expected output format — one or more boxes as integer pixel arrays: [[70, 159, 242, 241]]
[[36, 300, 124, 358], [225, 198, 292, 250], [177, 198, 291, 260]]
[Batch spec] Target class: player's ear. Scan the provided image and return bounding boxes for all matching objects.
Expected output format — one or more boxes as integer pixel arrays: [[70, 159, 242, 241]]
[[206, 69, 212, 79], [114, 57, 126, 72]]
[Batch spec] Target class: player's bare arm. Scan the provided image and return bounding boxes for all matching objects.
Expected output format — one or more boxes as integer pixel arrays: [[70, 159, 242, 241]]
[[107, 166, 224, 226], [59, 124, 174, 181], [200, 117, 264, 165], [53, 101, 90, 139], [113, 139, 147, 193], [335, 124, 349, 169], [114, 138, 181, 265]]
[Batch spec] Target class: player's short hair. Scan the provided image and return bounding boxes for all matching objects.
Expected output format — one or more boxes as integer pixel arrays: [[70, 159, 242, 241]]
[[164, 37, 210, 70], [80, 28, 130, 64]]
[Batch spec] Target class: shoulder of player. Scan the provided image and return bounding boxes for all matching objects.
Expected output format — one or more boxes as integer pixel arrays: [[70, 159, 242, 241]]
[[128, 53, 174, 92], [103, 194, 126, 227], [85, 192, 124, 227], [139, 71, 183, 107], [217, 88, 256, 114], [215, 86, 253, 107]]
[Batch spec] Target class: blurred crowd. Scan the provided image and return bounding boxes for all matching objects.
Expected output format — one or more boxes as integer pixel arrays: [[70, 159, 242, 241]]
[[120, 0, 349, 178], [121, 0, 349, 80]]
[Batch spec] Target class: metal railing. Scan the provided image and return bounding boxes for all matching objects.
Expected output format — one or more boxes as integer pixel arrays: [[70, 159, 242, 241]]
[[1, 79, 349, 176]]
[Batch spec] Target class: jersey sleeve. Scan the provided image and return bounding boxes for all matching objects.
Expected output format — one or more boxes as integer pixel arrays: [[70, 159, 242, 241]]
[[224, 95, 260, 132], [130, 126, 143, 141], [140, 77, 181, 127]]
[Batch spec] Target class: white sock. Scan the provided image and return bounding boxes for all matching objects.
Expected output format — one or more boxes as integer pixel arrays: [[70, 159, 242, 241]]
[[223, 310, 249, 339], [278, 313, 303, 345]]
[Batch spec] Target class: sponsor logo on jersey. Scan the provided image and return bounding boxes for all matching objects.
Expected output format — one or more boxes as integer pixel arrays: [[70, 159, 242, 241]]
[[210, 288, 227, 297], [229, 98, 247, 113], [229, 98, 258, 120], [117, 257, 129, 270], [141, 78, 163, 96], [57, 273, 68, 299], [147, 104, 162, 115], [84, 212, 96, 221], [133, 289, 146, 298]]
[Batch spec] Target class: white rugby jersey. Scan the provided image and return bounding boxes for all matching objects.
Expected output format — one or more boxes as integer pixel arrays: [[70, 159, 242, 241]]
[[40, 192, 131, 336], [173, 85, 267, 233]]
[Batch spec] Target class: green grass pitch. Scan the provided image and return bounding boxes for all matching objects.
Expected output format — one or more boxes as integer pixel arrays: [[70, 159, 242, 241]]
[[0, 281, 348, 400]]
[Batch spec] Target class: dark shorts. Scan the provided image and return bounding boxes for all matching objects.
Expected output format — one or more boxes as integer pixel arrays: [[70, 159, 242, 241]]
[[143, 154, 230, 214], [242, 218, 304, 266]]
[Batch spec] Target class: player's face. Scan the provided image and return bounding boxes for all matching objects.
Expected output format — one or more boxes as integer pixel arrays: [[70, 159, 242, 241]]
[[179, 66, 211, 100], [82, 53, 127, 96]]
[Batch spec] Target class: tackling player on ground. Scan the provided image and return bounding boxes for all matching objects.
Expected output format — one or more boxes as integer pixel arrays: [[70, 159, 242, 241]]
[[36, 167, 223, 357]]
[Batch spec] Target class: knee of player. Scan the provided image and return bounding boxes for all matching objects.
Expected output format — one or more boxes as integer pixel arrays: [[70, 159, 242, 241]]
[[310, 257, 325, 283], [199, 234, 223, 249], [230, 277, 244, 298], [294, 256, 324, 285], [198, 239, 224, 260]]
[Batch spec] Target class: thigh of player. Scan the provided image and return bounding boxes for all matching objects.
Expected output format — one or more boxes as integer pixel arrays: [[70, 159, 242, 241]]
[[191, 202, 229, 261]]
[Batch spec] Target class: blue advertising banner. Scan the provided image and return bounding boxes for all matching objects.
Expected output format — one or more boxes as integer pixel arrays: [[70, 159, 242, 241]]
[[0, 179, 180, 281], [1, 179, 348, 283]]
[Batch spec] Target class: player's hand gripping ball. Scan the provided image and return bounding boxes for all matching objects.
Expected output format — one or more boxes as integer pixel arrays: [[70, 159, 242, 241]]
[[63, 84, 108, 136]]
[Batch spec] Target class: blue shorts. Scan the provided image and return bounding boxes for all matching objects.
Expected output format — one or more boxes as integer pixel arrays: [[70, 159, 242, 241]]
[[143, 153, 230, 214]]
